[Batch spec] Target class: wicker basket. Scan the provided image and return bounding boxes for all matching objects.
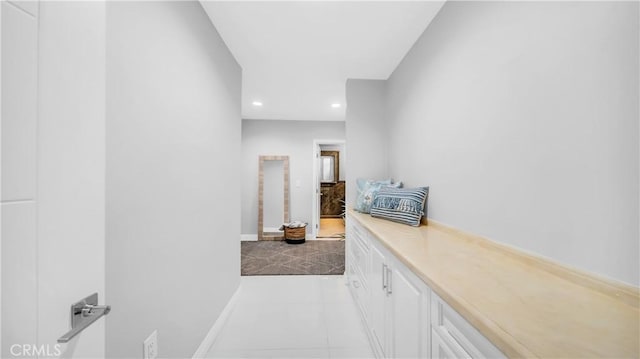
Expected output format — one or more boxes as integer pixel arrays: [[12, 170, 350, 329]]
[[284, 226, 306, 240]]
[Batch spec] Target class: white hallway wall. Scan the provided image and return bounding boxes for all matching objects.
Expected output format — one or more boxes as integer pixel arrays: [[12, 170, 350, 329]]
[[345, 79, 388, 206], [382, 1, 639, 285], [106, 1, 241, 357], [241, 119, 345, 237]]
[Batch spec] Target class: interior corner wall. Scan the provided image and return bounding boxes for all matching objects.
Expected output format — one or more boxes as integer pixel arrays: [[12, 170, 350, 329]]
[[241, 119, 345, 236], [345, 79, 388, 206], [106, 2, 241, 357], [385, 1, 639, 285]]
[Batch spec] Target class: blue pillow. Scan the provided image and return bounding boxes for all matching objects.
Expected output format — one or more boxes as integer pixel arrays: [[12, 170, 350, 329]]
[[354, 179, 402, 213], [370, 187, 429, 226]]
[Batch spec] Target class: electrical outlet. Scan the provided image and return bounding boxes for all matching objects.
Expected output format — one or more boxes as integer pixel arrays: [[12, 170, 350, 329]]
[[143, 330, 158, 359]]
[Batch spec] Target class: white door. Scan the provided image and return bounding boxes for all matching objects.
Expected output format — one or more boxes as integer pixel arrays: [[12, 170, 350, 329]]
[[314, 143, 322, 237], [1, 2, 106, 357], [311, 139, 346, 238]]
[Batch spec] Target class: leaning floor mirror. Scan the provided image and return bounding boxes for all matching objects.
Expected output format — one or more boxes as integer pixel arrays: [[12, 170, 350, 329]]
[[258, 155, 290, 240]]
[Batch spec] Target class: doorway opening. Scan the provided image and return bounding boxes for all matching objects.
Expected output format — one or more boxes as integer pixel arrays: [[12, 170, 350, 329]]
[[312, 140, 346, 239]]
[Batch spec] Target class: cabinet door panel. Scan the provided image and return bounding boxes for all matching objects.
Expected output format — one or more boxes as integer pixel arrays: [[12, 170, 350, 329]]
[[369, 243, 387, 356], [391, 267, 423, 358], [432, 293, 506, 359], [347, 262, 368, 320], [432, 328, 471, 359], [351, 235, 368, 286]]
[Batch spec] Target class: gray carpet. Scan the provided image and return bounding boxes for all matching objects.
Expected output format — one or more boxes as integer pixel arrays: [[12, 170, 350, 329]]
[[241, 240, 345, 276]]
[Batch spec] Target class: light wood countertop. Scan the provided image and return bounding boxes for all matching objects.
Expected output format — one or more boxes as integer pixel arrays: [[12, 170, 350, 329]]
[[348, 209, 639, 358]]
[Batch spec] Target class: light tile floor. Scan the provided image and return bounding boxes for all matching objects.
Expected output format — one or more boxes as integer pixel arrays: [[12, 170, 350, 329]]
[[206, 275, 375, 359]]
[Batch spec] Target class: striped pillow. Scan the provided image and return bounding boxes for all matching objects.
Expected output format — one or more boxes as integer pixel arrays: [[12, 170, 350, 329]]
[[370, 187, 429, 226]]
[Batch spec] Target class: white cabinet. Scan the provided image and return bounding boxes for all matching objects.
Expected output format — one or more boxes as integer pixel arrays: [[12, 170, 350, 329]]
[[368, 239, 429, 359], [390, 264, 427, 358], [346, 220, 371, 321], [347, 215, 505, 359], [369, 243, 388, 356]]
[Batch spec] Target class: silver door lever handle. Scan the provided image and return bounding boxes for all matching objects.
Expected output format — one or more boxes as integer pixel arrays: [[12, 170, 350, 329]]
[[58, 293, 111, 343], [81, 304, 111, 317]]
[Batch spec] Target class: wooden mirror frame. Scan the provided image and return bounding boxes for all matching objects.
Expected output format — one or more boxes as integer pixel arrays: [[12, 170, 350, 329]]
[[258, 155, 290, 240]]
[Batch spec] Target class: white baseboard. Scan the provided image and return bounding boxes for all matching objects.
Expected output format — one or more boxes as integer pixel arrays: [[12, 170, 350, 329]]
[[240, 234, 257, 241], [240, 233, 327, 241], [192, 284, 242, 358]]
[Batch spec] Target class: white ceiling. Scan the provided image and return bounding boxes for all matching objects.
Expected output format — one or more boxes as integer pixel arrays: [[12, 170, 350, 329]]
[[201, 1, 445, 121]]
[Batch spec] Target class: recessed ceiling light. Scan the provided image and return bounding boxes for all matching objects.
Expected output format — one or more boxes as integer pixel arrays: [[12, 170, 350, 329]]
[[331, 103, 341, 108], [252, 101, 263, 107]]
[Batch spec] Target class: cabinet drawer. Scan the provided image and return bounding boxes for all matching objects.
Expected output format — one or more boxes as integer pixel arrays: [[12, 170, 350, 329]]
[[431, 293, 505, 359]]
